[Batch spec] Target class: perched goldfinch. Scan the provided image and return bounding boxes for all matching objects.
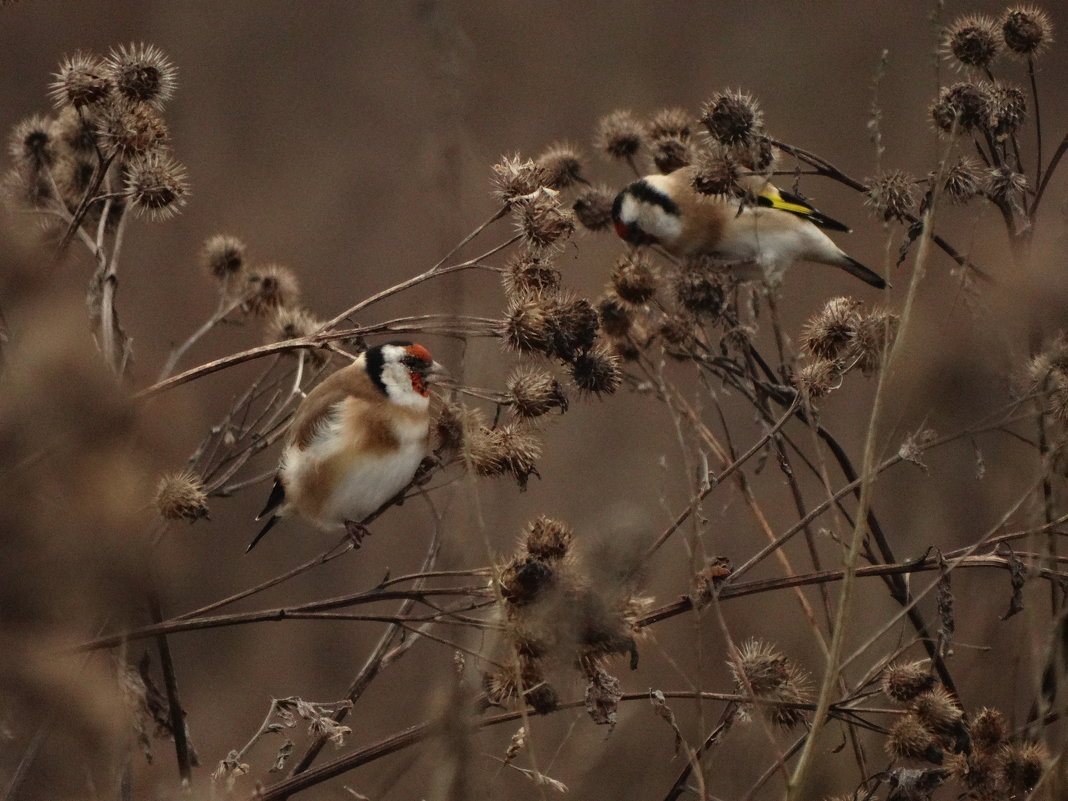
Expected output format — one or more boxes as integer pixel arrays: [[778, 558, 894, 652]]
[[248, 342, 445, 552], [612, 167, 886, 289]]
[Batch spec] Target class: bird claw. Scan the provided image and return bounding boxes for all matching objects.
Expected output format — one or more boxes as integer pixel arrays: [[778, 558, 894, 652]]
[[344, 520, 371, 548]]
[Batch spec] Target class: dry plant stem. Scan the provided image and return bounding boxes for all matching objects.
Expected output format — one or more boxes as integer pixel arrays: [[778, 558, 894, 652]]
[[147, 584, 193, 784], [787, 189, 937, 800], [1031, 132, 1068, 217], [738, 733, 807, 801], [661, 703, 738, 801], [57, 151, 115, 253], [0, 713, 53, 801], [287, 516, 445, 779], [158, 293, 248, 381]]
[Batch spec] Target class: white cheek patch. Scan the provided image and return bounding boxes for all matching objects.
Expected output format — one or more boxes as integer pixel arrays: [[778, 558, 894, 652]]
[[643, 204, 682, 242]]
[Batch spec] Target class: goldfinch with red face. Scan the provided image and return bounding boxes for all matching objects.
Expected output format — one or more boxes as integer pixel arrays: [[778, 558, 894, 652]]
[[248, 342, 445, 552], [612, 167, 886, 289]]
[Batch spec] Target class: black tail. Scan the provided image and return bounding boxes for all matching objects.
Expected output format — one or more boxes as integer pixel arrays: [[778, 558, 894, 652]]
[[246, 514, 281, 552], [839, 255, 887, 289]]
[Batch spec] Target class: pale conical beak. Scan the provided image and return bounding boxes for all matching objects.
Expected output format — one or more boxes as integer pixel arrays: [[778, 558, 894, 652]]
[[426, 361, 450, 385]]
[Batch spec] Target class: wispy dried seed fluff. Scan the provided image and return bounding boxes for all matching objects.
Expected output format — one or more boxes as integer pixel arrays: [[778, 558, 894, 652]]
[[932, 156, 982, 204], [886, 715, 941, 762], [571, 184, 616, 232], [700, 90, 764, 146], [53, 106, 99, 154], [942, 14, 1002, 69], [8, 115, 56, 170], [97, 100, 169, 157], [155, 470, 209, 522], [546, 296, 599, 362], [246, 264, 301, 316], [594, 110, 644, 161], [865, 170, 916, 222], [611, 252, 659, 304], [105, 43, 177, 109], [201, 234, 248, 284], [646, 107, 692, 141], [998, 741, 1047, 793], [796, 359, 840, 399], [910, 686, 963, 735], [492, 154, 547, 205], [651, 136, 692, 174], [800, 296, 861, 361], [502, 254, 562, 298], [1, 165, 53, 210], [501, 293, 553, 354], [50, 51, 112, 110], [515, 191, 575, 254], [691, 147, 743, 197], [984, 165, 1029, 203], [969, 708, 1006, 753], [536, 142, 586, 190], [931, 82, 992, 134], [881, 661, 937, 702], [1001, 6, 1052, 57], [507, 367, 568, 418], [524, 516, 574, 562], [569, 345, 621, 396], [123, 151, 189, 220]]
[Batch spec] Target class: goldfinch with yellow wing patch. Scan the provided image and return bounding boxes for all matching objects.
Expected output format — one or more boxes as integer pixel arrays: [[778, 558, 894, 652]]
[[612, 166, 886, 289], [248, 342, 445, 552]]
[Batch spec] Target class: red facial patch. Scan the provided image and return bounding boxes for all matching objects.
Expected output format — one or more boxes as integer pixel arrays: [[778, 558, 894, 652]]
[[405, 343, 433, 364], [410, 371, 429, 397], [613, 220, 629, 241]]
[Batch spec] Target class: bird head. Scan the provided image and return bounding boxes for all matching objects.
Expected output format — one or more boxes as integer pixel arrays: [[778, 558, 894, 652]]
[[611, 177, 682, 248], [369, 342, 447, 404]]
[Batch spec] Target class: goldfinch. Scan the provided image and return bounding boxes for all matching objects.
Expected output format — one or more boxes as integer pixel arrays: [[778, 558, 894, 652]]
[[612, 167, 886, 289], [248, 342, 445, 552]]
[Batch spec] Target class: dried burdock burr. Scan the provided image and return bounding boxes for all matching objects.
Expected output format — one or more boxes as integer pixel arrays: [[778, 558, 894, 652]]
[[942, 14, 1003, 70], [594, 109, 644, 162], [246, 263, 301, 317], [881, 660, 937, 702], [154, 470, 209, 522], [700, 90, 764, 146], [568, 344, 622, 396], [123, 151, 189, 220], [536, 142, 586, 190], [104, 43, 178, 109], [1001, 5, 1052, 58], [49, 51, 112, 110], [507, 367, 568, 419], [572, 183, 616, 232], [865, 170, 917, 222]]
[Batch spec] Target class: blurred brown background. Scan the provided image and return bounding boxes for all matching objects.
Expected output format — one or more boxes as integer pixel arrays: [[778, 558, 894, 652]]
[[2, 1, 1067, 799]]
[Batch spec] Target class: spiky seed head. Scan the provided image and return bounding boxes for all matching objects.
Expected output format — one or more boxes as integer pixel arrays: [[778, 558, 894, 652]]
[[691, 147, 743, 197], [492, 154, 547, 204], [433, 401, 479, 456], [865, 170, 916, 222], [572, 184, 615, 231], [700, 90, 764, 146], [201, 234, 248, 286], [732, 136, 776, 171], [154, 470, 209, 522], [984, 165, 1029, 203], [49, 51, 112, 109], [51, 152, 96, 208], [611, 252, 659, 305], [646, 107, 693, 141], [502, 254, 561, 298], [594, 109, 644, 161], [123, 151, 188, 220], [674, 264, 726, 319], [852, 308, 899, 375], [1, 165, 53, 210], [263, 307, 326, 364], [969, 708, 1006, 753], [651, 137, 692, 174], [569, 344, 621, 396], [8, 115, 56, 171], [801, 297, 861, 361], [598, 293, 633, 338], [886, 715, 941, 762], [911, 686, 963, 735], [933, 156, 982, 204], [987, 82, 1027, 137], [998, 741, 1047, 792], [464, 424, 506, 477], [658, 315, 693, 348], [496, 555, 555, 605], [881, 661, 937, 702], [52, 106, 99, 154], [104, 43, 177, 109], [492, 424, 542, 488], [931, 82, 992, 134], [942, 14, 1002, 69], [515, 191, 575, 254], [246, 263, 301, 316], [796, 359, 840, 399], [728, 639, 811, 728], [507, 367, 568, 418], [1001, 6, 1052, 57], [501, 293, 553, 354], [536, 142, 585, 190], [546, 295, 599, 361], [97, 100, 168, 157], [524, 516, 573, 561]]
